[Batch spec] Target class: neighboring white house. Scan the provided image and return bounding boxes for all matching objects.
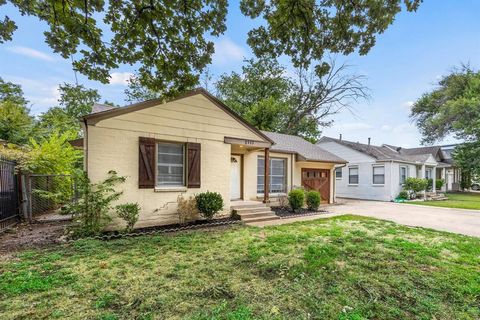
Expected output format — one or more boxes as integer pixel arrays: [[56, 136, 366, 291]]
[[316, 136, 460, 201]]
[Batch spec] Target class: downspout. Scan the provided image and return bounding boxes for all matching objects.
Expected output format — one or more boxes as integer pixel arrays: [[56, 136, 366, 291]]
[[290, 153, 294, 191], [390, 160, 394, 201], [83, 118, 88, 174]]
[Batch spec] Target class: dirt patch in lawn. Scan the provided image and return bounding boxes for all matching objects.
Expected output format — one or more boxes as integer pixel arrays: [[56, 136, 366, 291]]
[[0, 221, 69, 255]]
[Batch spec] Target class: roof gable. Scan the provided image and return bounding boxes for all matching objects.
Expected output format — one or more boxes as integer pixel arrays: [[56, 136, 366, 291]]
[[83, 88, 273, 144]]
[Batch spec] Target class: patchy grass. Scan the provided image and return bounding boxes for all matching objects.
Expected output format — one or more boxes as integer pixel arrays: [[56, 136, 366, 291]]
[[406, 192, 480, 210], [0, 216, 479, 319]]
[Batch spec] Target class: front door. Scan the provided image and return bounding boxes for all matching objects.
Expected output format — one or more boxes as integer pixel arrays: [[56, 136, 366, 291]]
[[301, 168, 330, 203], [230, 155, 241, 200]]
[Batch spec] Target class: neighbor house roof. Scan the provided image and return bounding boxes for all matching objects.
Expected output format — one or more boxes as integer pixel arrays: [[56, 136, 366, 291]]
[[81, 88, 274, 144], [262, 131, 347, 163], [317, 136, 452, 165], [91, 103, 116, 114]]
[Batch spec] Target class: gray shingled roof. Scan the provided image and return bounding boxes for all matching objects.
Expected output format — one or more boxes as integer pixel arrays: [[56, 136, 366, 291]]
[[91, 103, 116, 114], [318, 136, 413, 161], [262, 131, 347, 163], [317, 136, 447, 164]]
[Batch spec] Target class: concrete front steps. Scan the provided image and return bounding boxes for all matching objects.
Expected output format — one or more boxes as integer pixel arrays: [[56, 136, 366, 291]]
[[231, 201, 280, 224], [426, 192, 448, 201]]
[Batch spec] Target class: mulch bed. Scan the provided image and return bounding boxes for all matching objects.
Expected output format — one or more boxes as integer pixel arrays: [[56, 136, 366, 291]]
[[271, 206, 329, 218]]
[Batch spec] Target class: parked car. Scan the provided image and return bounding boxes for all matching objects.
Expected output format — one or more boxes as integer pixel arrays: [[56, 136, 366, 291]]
[[472, 182, 480, 191]]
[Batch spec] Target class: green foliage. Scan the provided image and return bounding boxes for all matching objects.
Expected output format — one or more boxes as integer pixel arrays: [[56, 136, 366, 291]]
[[195, 191, 224, 220], [22, 131, 82, 174], [216, 58, 368, 141], [2, 1, 418, 94], [0, 100, 34, 145], [398, 190, 409, 200], [0, 77, 28, 105], [410, 66, 480, 187], [305, 190, 321, 211], [411, 66, 480, 144], [36, 84, 101, 138], [288, 189, 305, 212], [65, 171, 126, 237], [403, 177, 429, 194], [115, 203, 140, 232], [436, 179, 445, 190]]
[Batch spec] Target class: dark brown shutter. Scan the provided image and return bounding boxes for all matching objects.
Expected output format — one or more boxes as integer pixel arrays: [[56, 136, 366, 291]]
[[187, 143, 201, 188], [139, 137, 156, 188]]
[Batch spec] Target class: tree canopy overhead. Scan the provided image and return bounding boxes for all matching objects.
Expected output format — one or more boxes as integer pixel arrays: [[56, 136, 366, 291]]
[[1, 0, 421, 95]]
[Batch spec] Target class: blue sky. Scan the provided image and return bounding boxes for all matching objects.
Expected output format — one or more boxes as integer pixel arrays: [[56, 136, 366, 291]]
[[1, 1, 479, 147]]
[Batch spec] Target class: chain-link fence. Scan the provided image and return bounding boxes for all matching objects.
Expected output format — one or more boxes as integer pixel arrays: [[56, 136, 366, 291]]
[[24, 174, 78, 221]]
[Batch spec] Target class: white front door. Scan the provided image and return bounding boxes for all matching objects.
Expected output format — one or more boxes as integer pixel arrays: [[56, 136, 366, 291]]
[[230, 155, 241, 200]]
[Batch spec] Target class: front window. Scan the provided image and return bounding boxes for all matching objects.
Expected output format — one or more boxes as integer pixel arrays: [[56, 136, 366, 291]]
[[400, 166, 407, 184], [349, 167, 359, 184], [373, 166, 385, 185], [335, 167, 342, 179], [157, 142, 184, 187], [257, 156, 286, 194]]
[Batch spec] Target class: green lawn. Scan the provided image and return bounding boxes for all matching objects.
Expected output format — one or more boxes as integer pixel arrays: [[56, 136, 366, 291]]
[[406, 192, 480, 210], [1, 216, 479, 320]]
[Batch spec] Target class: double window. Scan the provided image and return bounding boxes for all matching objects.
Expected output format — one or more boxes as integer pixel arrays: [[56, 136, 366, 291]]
[[348, 167, 359, 184], [372, 166, 385, 185], [257, 156, 287, 194], [157, 142, 185, 187]]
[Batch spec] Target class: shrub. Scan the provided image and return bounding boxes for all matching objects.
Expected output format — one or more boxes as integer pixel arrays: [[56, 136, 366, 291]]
[[64, 170, 126, 237], [277, 195, 289, 209], [177, 194, 200, 224], [403, 177, 429, 193], [436, 179, 444, 190], [115, 203, 140, 232], [288, 189, 305, 212], [195, 191, 224, 220], [397, 190, 409, 200], [306, 190, 321, 211]]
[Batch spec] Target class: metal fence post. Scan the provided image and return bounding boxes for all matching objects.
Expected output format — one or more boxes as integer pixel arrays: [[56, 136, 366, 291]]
[[26, 174, 32, 222]]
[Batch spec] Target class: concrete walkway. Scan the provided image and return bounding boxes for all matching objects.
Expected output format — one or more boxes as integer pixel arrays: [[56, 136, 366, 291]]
[[328, 199, 480, 237], [247, 212, 343, 227]]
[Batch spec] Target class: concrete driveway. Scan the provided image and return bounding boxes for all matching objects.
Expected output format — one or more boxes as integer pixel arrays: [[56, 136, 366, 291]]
[[328, 199, 480, 237]]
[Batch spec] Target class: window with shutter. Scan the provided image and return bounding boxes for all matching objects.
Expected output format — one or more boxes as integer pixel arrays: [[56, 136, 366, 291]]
[[187, 143, 201, 188], [139, 137, 156, 188]]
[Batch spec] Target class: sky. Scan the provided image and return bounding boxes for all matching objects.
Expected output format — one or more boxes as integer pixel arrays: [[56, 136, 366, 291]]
[[1, 1, 479, 148]]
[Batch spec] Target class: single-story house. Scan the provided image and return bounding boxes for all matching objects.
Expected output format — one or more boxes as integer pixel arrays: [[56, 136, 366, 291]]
[[316, 136, 461, 202], [78, 88, 346, 228]]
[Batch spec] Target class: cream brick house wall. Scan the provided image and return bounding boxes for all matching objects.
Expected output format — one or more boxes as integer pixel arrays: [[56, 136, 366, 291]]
[[86, 94, 269, 229]]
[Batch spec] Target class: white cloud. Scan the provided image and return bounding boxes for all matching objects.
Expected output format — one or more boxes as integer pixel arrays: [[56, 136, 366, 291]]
[[336, 122, 373, 131], [7, 46, 54, 62], [109, 72, 134, 86], [403, 100, 414, 109], [212, 38, 246, 66], [381, 125, 392, 131]]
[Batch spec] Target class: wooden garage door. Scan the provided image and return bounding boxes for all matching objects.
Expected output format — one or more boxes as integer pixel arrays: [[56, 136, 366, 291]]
[[301, 168, 330, 203]]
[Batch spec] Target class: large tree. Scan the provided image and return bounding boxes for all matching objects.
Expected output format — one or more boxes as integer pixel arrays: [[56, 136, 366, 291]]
[[1, 1, 421, 95], [216, 57, 368, 141], [410, 66, 480, 184], [36, 84, 101, 138], [0, 77, 34, 144]]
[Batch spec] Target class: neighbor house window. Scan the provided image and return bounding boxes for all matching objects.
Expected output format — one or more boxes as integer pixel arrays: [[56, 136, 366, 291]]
[[257, 156, 286, 194], [400, 166, 408, 184], [157, 142, 184, 187], [372, 166, 385, 185], [348, 167, 359, 184], [335, 167, 342, 179]]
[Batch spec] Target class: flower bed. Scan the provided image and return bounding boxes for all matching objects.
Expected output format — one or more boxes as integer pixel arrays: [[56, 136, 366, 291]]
[[271, 206, 328, 218]]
